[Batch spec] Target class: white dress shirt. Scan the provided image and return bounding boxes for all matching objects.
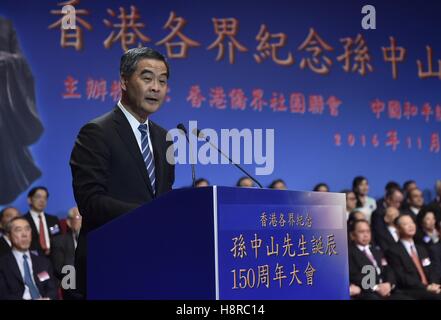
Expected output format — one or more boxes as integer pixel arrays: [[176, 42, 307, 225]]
[[12, 249, 37, 300], [29, 210, 50, 250], [387, 225, 400, 242], [118, 100, 154, 161], [401, 239, 418, 257]]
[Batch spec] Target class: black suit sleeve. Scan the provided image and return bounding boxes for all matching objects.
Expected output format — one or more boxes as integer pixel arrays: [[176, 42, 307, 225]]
[[429, 243, 441, 284], [0, 261, 15, 299], [348, 250, 364, 287], [40, 258, 58, 300], [50, 235, 65, 279], [70, 123, 140, 228]]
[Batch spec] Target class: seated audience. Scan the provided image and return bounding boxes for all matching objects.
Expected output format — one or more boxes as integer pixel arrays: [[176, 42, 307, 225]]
[[51, 207, 82, 299], [194, 178, 209, 188], [415, 208, 440, 248], [341, 189, 357, 220], [371, 188, 404, 235], [385, 215, 441, 300], [376, 181, 401, 210], [402, 188, 424, 218], [372, 207, 400, 252], [0, 217, 57, 300], [236, 177, 255, 188], [0, 207, 21, 258], [268, 179, 287, 190], [348, 219, 410, 300], [352, 176, 377, 222]]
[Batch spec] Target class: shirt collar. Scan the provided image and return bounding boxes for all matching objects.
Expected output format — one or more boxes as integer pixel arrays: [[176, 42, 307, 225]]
[[30, 209, 44, 218], [356, 244, 370, 252], [118, 100, 149, 132], [400, 239, 415, 252], [12, 248, 31, 261]]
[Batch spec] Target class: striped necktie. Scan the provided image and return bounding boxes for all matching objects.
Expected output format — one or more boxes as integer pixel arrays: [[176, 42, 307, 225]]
[[138, 124, 156, 194]]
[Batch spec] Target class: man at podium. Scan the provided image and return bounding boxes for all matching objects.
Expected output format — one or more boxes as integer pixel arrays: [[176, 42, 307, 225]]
[[70, 47, 175, 298]]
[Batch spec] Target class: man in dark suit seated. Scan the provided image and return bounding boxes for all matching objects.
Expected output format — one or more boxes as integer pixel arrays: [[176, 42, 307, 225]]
[[429, 241, 441, 283], [371, 188, 403, 237], [348, 219, 410, 300], [427, 180, 441, 223], [0, 217, 57, 300], [70, 47, 175, 298], [0, 207, 21, 258], [24, 186, 61, 257], [51, 207, 81, 278], [50, 207, 82, 299], [402, 188, 424, 219], [372, 206, 400, 252], [386, 214, 441, 299]]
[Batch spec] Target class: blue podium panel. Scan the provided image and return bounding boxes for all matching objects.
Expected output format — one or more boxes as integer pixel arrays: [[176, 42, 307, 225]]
[[216, 186, 349, 300], [87, 187, 216, 299], [87, 186, 349, 299]]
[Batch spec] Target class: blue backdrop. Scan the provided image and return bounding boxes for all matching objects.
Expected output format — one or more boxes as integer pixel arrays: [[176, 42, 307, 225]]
[[1, 0, 440, 216]]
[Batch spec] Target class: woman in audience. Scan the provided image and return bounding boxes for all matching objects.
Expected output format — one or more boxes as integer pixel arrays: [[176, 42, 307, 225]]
[[352, 176, 377, 222]]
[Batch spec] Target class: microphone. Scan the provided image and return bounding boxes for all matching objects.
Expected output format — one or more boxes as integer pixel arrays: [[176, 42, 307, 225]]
[[177, 123, 196, 188], [192, 128, 263, 188]]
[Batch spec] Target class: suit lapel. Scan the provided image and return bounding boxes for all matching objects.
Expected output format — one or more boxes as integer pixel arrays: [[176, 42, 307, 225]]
[[397, 242, 419, 273], [353, 245, 374, 267], [112, 107, 154, 197], [6, 252, 23, 284]]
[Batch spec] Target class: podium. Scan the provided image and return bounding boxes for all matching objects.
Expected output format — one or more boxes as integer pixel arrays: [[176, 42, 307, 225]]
[[87, 186, 349, 300]]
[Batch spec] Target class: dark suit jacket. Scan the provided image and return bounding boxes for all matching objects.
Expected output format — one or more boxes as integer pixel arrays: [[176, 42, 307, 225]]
[[24, 212, 61, 256], [429, 242, 441, 284], [0, 251, 57, 300], [386, 241, 438, 290], [349, 242, 396, 290], [70, 106, 175, 296], [372, 223, 398, 252], [370, 207, 386, 236], [0, 236, 11, 258], [50, 232, 76, 280]]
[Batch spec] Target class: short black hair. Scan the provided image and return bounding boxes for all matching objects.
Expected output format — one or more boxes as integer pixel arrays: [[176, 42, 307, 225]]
[[195, 178, 209, 186], [236, 176, 253, 187], [385, 187, 402, 200], [416, 206, 438, 230], [120, 47, 170, 79], [27, 186, 49, 199], [269, 179, 286, 189], [313, 183, 329, 192], [403, 180, 416, 191], [385, 181, 401, 192], [4, 216, 29, 234], [352, 176, 367, 193]]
